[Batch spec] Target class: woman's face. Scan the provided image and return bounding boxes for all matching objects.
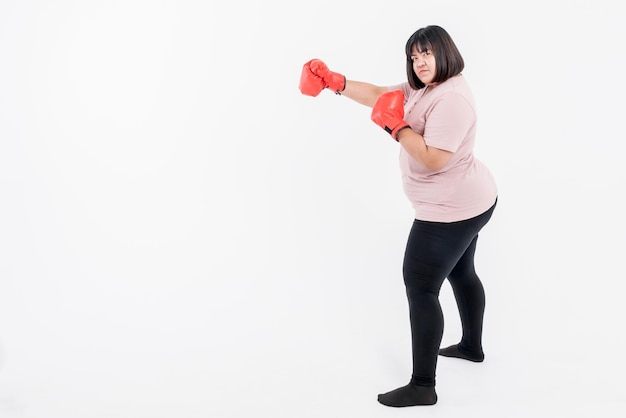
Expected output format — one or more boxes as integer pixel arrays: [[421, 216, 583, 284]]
[[410, 45, 436, 85]]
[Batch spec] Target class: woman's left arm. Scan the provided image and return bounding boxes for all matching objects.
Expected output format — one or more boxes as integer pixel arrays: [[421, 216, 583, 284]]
[[396, 128, 453, 171]]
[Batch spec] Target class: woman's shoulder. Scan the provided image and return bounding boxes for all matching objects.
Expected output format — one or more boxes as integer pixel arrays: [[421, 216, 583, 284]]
[[434, 76, 474, 102], [438, 74, 468, 90]]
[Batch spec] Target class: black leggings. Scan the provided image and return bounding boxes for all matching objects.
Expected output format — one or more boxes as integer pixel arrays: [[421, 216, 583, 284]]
[[402, 199, 496, 387]]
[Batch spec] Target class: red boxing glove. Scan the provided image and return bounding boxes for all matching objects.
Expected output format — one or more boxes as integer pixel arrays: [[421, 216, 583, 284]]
[[309, 59, 345, 94], [299, 59, 346, 96], [371, 90, 410, 140], [299, 59, 327, 97]]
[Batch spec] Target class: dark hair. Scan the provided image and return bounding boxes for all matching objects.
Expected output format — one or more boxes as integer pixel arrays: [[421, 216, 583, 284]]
[[405, 25, 465, 90]]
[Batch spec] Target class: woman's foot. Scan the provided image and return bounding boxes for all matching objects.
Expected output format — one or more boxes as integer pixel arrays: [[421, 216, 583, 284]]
[[377, 383, 437, 407], [439, 344, 484, 362]]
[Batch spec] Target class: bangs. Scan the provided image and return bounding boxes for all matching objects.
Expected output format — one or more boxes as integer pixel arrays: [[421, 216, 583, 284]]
[[405, 33, 433, 57], [414, 41, 433, 54]]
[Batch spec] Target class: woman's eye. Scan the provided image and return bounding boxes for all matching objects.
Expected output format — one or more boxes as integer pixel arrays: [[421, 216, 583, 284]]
[[411, 52, 430, 61]]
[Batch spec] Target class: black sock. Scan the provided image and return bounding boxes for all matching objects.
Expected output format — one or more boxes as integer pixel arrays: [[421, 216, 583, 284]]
[[377, 383, 437, 407], [439, 344, 484, 362]]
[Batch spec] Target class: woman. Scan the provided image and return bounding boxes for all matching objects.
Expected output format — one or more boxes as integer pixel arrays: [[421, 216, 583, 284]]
[[299, 25, 497, 407]]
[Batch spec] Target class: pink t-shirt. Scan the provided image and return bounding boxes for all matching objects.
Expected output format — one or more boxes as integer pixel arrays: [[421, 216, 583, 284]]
[[389, 75, 497, 222]]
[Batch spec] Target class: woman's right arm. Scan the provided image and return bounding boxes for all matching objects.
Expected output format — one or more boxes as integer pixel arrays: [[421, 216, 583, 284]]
[[340, 80, 388, 108]]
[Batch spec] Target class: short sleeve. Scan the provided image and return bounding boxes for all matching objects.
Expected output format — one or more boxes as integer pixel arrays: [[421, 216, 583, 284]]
[[423, 92, 475, 153]]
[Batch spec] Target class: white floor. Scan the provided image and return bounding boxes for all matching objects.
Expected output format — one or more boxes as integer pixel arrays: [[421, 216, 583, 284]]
[[1, 232, 625, 418]]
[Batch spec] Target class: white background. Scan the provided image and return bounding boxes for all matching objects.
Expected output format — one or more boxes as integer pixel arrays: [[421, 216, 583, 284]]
[[1, 1, 625, 417]]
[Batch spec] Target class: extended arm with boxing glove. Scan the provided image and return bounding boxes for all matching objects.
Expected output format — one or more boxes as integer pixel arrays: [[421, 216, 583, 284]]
[[370, 90, 411, 140], [299, 59, 346, 97]]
